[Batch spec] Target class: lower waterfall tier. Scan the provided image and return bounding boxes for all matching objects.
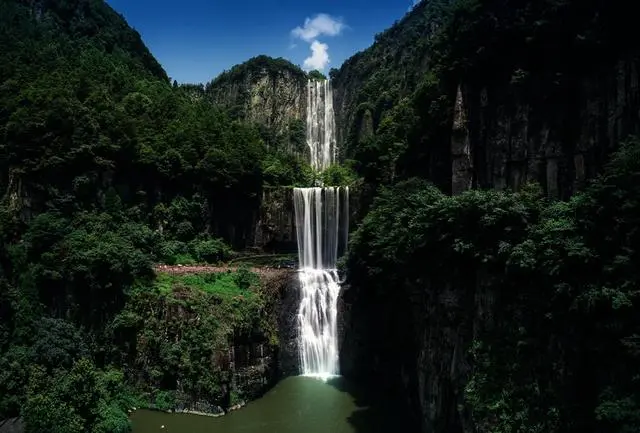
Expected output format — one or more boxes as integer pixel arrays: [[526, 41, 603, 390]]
[[297, 268, 341, 377], [293, 186, 349, 378]]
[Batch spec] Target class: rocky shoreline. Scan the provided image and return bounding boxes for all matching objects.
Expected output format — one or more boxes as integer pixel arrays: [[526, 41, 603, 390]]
[[133, 400, 248, 419]]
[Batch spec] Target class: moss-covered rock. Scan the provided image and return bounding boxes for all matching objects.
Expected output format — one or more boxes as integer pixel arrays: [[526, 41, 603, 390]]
[[111, 267, 298, 414]]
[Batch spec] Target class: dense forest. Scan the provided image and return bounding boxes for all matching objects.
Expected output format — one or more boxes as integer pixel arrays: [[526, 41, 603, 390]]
[[347, 138, 640, 432], [338, 0, 640, 432], [0, 0, 316, 431], [1, 0, 640, 432]]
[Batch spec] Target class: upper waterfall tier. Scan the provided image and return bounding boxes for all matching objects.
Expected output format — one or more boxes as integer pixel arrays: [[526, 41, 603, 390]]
[[293, 187, 349, 270], [306, 80, 337, 172]]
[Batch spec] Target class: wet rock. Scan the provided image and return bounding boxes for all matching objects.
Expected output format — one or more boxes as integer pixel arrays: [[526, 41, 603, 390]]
[[0, 418, 24, 433]]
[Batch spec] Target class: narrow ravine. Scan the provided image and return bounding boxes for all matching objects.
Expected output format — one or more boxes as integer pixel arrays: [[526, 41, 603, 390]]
[[132, 78, 364, 432]]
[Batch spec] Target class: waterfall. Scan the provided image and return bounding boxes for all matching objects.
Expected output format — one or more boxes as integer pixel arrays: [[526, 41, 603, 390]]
[[294, 187, 349, 378], [306, 79, 336, 172], [295, 79, 348, 379]]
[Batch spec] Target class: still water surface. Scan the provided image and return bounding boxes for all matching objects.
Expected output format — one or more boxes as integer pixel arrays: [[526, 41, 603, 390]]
[[131, 376, 411, 433]]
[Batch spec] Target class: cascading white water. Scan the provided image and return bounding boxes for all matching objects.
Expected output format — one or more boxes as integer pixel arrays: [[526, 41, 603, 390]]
[[295, 79, 348, 379], [306, 79, 336, 172], [294, 187, 349, 378]]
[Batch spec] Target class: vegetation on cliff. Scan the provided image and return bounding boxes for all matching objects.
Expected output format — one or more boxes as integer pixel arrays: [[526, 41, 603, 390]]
[[333, 0, 634, 205], [307, 70, 327, 81], [0, 0, 291, 431], [2, 0, 638, 432], [112, 268, 278, 412], [1, 4, 322, 250], [203, 55, 318, 182], [208, 55, 308, 89], [347, 138, 640, 432], [336, 1, 640, 432]]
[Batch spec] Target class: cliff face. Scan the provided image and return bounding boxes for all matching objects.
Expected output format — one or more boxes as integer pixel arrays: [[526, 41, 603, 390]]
[[206, 56, 308, 154], [205, 57, 309, 250], [251, 188, 297, 252], [452, 57, 640, 198], [335, 1, 639, 432], [118, 269, 300, 414], [332, 1, 639, 199], [331, 3, 434, 160]]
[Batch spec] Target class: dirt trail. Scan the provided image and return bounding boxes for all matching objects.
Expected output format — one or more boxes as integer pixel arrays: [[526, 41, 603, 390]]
[[153, 264, 295, 279]]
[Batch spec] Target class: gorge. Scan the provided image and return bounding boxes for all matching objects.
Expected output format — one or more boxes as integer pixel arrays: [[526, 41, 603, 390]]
[[130, 80, 368, 433], [2, 1, 640, 433]]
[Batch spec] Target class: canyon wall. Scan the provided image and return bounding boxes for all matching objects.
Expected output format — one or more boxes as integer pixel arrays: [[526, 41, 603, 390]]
[[334, 2, 640, 432], [451, 57, 640, 198], [331, 1, 639, 199]]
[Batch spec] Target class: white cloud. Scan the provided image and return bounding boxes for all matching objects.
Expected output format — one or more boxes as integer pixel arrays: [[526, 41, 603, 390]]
[[291, 13, 344, 71], [303, 40, 330, 70], [291, 13, 344, 42]]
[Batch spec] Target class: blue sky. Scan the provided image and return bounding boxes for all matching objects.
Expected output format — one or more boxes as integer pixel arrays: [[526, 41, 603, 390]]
[[105, 0, 419, 84]]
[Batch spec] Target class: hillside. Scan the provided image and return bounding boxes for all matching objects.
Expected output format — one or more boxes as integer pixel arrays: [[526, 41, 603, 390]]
[[203, 56, 308, 156], [0, 0, 167, 82], [0, 1, 305, 431], [0, 1, 317, 249], [333, 0, 638, 200], [337, 1, 640, 433]]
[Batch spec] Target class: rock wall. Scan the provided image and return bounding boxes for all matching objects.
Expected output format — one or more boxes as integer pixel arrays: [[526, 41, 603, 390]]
[[339, 56, 640, 432], [251, 188, 296, 252], [207, 56, 308, 154], [333, 4, 640, 433], [124, 268, 301, 415], [332, 3, 640, 199], [454, 56, 640, 198], [331, 5, 433, 160], [225, 269, 301, 399], [275, 272, 300, 377], [210, 71, 305, 133], [0, 418, 23, 433], [340, 266, 492, 433], [338, 281, 424, 431]]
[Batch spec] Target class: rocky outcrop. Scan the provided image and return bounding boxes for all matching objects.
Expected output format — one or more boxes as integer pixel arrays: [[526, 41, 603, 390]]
[[451, 86, 472, 195], [251, 188, 296, 252], [275, 272, 300, 377], [0, 418, 23, 433], [206, 56, 308, 154]]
